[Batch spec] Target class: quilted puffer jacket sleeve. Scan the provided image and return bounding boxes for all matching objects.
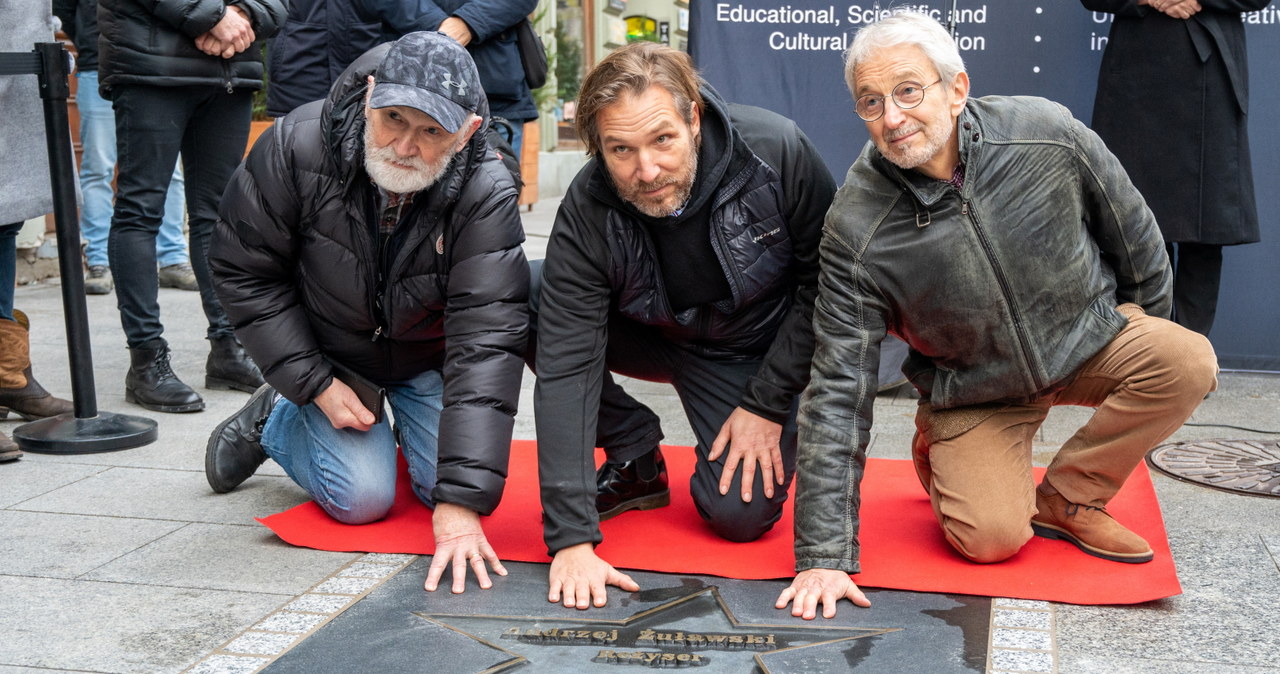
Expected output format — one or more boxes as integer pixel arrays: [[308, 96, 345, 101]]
[[739, 118, 836, 421], [432, 164, 530, 516], [211, 119, 334, 406], [145, 0, 226, 38]]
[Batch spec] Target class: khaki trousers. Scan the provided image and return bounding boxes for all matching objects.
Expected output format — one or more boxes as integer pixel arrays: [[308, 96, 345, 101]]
[[912, 305, 1218, 563]]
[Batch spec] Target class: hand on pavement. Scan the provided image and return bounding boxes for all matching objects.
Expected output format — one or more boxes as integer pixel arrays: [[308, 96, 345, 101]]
[[424, 503, 507, 593], [548, 543, 639, 609], [775, 568, 871, 620]]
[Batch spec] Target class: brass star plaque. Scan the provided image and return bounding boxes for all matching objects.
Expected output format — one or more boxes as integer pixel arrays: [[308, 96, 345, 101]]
[[415, 586, 895, 672]]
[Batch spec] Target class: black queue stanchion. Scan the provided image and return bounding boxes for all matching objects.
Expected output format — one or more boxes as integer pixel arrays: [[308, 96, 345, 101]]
[[0, 43, 156, 453]]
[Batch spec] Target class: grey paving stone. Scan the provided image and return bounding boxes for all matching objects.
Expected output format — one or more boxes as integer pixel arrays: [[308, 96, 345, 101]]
[[989, 648, 1055, 672], [338, 562, 400, 579], [992, 609, 1052, 630], [0, 457, 107, 508], [0, 510, 182, 578], [311, 576, 381, 595], [1152, 475, 1280, 536], [0, 575, 283, 672], [12, 465, 310, 525], [1056, 533, 1280, 667], [224, 631, 300, 656], [991, 627, 1053, 650], [188, 654, 273, 674], [1057, 654, 1280, 674], [254, 611, 330, 633], [993, 598, 1051, 610], [360, 552, 416, 565], [83, 522, 359, 594], [283, 594, 355, 613]]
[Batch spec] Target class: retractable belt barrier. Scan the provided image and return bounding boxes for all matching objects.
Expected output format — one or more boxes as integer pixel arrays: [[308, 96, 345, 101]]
[[0, 43, 156, 453]]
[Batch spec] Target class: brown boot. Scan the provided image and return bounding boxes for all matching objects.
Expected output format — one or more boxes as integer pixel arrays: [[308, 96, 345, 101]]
[[0, 311, 73, 421], [0, 430, 20, 462], [1031, 485, 1153, 564]]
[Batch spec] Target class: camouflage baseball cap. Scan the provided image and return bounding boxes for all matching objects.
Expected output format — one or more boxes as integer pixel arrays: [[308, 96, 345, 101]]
[[369, 31, 482, 133]]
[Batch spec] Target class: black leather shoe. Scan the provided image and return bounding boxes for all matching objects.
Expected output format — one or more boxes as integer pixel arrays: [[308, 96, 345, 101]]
[[595, 446, 670, 520], [205, 384, 277, 493], [126, 341, 204, 413], [206, 335, 266, 393]]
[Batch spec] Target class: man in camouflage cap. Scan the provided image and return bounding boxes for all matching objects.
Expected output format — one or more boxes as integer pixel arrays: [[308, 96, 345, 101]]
[[208, 32, 529, 595]]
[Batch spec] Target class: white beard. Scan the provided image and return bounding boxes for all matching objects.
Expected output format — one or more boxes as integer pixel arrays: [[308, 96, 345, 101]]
[[363, 123, 455, 194]]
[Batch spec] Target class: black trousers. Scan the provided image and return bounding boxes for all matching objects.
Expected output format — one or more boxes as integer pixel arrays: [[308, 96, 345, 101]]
[[1166, 242, 1224, 337], [109, 84, 250, 348], [528, 260, 797, 542]]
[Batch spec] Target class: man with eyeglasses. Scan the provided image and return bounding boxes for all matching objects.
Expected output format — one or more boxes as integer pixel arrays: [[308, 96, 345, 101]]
[[775, 12, 1219, 619]]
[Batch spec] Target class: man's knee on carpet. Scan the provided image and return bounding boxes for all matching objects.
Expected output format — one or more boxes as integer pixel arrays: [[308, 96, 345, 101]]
[[940, 510, 1034, 564], [691, 480, 786, 543], [316, 479, 396, 525]]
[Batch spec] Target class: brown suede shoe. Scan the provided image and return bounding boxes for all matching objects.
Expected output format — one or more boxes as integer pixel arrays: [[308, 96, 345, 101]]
[[1031, 488, 1153, 564]]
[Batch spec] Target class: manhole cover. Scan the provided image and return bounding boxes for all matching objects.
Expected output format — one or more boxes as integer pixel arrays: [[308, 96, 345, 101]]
[[1147, 440, 1280, 498]]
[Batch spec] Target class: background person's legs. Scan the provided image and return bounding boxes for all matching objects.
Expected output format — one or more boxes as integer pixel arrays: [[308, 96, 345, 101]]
[[181, 88, 264, 393], [1166, 242, 1225, 337]]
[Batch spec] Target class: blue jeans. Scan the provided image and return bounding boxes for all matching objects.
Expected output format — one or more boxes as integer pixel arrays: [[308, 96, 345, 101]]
[[0, 222, 21, 320], [260, 369, 445, 524], [76, 71, 188, 269], [109, 84, 248, 347]]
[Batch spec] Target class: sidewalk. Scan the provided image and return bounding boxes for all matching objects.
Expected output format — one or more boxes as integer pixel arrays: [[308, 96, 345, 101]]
[[1, 196, 1278, 673]]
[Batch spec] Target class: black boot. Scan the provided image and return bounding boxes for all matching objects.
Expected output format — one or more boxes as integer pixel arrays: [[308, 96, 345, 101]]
[[595, 446, 671, 520], [206, 335, 266, 393], [125, 341, 205, 413], [206, 384, 277, 493]]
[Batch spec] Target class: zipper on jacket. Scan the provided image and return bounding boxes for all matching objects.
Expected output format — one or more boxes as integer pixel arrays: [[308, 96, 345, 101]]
[[222, 60, 233, 94], [962, 199, 1044, 391]]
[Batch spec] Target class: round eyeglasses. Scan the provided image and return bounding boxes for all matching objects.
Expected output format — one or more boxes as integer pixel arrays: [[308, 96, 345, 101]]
[[855, 79, 943, 122]]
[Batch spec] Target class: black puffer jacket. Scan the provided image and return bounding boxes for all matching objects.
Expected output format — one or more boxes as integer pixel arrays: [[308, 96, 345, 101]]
[[210, 45, 529, 515], [534, 84, 835, 553], [97, 0, 286, 95]]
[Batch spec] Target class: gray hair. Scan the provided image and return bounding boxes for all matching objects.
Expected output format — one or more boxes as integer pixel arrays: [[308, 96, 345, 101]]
[[844, 11, 966, 97]]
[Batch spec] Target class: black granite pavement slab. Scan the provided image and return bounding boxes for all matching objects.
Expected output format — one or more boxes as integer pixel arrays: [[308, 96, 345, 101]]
[[265, 559, 989, 673]]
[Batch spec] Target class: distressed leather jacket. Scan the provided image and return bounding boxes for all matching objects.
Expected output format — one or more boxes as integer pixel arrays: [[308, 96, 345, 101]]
[[794, 96, 1171, 572]]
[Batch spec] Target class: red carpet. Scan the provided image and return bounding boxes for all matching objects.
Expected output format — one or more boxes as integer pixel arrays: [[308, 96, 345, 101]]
[[258, 440, 1180, 605]]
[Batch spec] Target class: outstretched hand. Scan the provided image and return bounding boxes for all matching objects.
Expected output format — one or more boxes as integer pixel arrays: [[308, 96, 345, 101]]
[[548, 543, 639, 609], [709, 407, 785, 503], [424, 503, 507, 593], [775, 568, 871, 620]]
